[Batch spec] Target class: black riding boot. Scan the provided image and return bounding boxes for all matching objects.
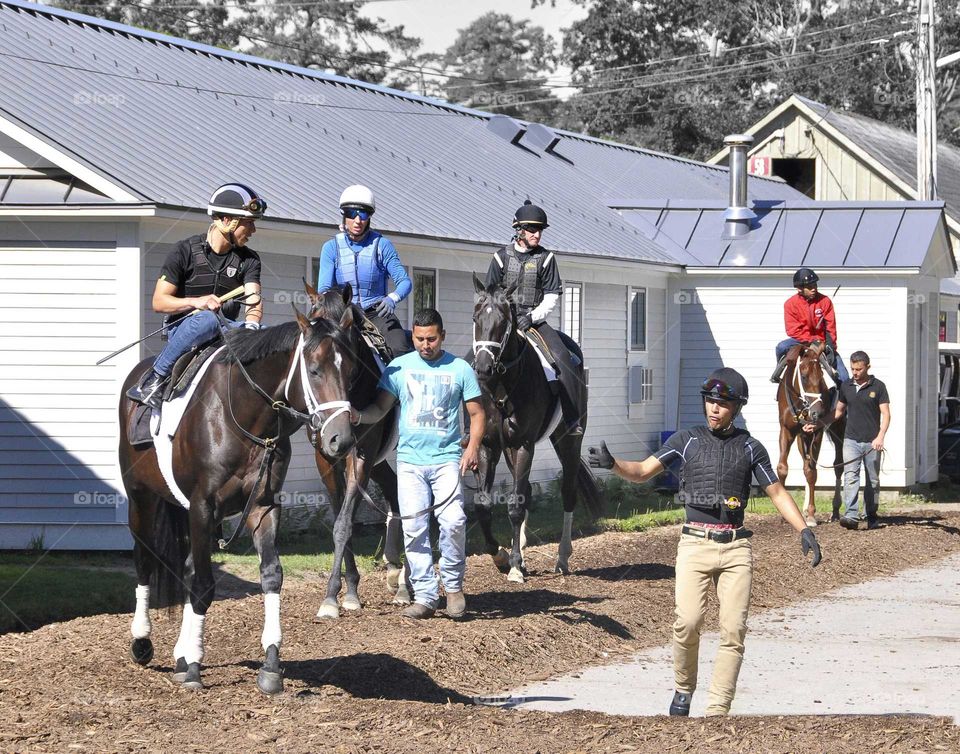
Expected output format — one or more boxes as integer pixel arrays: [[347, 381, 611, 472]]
[[126, 370, 168, 410], [770, 355, 788, 384]]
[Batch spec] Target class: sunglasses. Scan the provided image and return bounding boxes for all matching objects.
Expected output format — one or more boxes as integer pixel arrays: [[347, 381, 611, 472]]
[[341, 207, 372, 221], [701, 378, 742, 402], [518, 223, 544, 234]]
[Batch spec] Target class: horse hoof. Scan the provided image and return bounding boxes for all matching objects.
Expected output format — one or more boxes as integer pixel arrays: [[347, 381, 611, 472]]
[[392, 585, 413, 605], [492, 548, 510, 573], [341, 595, 362, 612], [554, 562, 570, 576], [805, 516, 818, 527], [507, 567, 525, 584], [172, 656, 188, 683], [181, 662, 203, 691], [385, 565, 401, 592], [257, 669, 284, 695], [315, 601, 340, 620], [130, 638, 154, 666]]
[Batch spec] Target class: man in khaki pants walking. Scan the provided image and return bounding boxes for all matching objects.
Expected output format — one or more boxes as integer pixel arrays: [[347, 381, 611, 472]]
[[589, 367, 822, 717]]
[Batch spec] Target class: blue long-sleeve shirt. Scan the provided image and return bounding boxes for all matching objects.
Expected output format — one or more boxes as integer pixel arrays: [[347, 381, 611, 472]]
[[316, 231, 412, 310]]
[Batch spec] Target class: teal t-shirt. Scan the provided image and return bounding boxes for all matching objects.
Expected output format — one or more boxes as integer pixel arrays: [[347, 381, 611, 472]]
[[378, 350, 482, 465]]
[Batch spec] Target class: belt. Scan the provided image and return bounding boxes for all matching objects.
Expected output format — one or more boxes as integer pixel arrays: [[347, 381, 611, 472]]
[[681, 525, 752, 544]]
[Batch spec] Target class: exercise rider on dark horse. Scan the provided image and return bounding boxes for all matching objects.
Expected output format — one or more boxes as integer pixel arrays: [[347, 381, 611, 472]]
[[484, 200, 583, 436], [126, 183, 266, 409]]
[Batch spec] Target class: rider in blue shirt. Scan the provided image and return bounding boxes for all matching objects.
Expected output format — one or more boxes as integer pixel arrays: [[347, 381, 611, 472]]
[[316, 185, 412, 358]]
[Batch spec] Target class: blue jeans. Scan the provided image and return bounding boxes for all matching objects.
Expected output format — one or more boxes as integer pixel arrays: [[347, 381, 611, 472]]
[[842, 439, 880, 519], [775, 338, 849, 383], [153, 311, 240, 376], [396, 461, 467, 608]]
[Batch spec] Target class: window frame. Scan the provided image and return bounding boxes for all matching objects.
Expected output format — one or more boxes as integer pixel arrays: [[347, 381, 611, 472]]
[[562, 281, 583, 345], [628, 286, 647, 353]]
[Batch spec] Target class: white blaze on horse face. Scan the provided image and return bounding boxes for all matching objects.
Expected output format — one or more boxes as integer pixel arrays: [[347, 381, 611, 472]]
[[333, 349, 343, 376], [486, 306, 492, 314], [261, 592, 281, 651]]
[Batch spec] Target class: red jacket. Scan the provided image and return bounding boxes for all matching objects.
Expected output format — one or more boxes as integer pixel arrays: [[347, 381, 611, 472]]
[[784, 292, 838, 346]]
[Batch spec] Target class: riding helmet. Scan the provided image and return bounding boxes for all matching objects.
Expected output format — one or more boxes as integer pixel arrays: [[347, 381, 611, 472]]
[[207, 183, 267, 219], [700, 367, 749, 405], [513, 200, 549, 229], [793, 267, 819, 287], [339, 184, 376, 213]]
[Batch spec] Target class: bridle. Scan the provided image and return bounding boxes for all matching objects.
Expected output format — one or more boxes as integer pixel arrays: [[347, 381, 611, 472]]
[[788, 346, 830, 423], [283, 330, 352, 439], [472, 299, 526, 375]]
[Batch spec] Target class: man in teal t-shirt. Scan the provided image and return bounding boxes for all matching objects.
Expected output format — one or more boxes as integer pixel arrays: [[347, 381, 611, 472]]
[[351, 308, 485, 619]]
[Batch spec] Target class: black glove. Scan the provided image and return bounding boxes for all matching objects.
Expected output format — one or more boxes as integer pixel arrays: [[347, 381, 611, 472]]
[[801, 528, 822, 567], [516, 313, 533, 331], [588, 441, 615, 470]]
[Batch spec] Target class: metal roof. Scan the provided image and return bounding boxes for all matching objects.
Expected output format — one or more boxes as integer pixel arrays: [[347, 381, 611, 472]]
[[0, 0, 810, 266], [619, 200, 952, 270], [795, 95, 960, 227]]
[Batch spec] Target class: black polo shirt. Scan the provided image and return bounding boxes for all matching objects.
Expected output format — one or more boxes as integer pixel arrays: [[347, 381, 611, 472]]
[[838, 376, 889, 442]]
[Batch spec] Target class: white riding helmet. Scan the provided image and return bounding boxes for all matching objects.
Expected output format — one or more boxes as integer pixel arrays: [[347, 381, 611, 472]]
[[338, 184, 376, 213]]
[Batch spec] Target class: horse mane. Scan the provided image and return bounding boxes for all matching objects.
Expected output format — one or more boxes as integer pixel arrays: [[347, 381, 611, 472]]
[[218, 317, 349, 366]]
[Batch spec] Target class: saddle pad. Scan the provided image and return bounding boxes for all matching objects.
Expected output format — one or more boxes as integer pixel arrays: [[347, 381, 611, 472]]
[[166, 343, 222, 402], [521, 331, 557, 382], [150, 346, 227, 509], [127, 404, 154, 447]]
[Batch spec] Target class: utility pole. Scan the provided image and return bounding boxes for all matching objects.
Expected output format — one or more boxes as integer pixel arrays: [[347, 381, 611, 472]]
[[917, 0, 938, 200]]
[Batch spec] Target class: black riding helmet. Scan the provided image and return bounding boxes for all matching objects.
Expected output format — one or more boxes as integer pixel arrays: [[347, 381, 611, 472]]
[[793, 267, 819, 288], [513, 200, 549, 229], [700, 367, 749, 405]]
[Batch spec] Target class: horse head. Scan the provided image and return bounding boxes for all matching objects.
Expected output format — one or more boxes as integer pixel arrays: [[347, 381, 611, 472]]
[[793, 339, 831, 423], [472, 272, 518, 380], [289, 281, 359, 458]]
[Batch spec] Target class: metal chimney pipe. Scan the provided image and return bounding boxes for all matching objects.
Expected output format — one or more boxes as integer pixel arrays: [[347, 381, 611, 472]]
[[723, 134, 756, 239]]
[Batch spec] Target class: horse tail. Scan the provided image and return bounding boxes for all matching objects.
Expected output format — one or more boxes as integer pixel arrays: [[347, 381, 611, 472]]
[[577, 459, 605, 519], [149, 500, 189, 609]]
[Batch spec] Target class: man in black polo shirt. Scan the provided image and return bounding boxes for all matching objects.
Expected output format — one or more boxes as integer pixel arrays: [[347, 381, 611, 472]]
[[834, 351, 890, 530]]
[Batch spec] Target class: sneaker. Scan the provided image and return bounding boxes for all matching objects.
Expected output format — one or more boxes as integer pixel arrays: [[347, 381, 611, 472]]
[[669, 691, 692, 716], [445, 591, 466, 619], [402, 602, 435, 620], [839, 516, 859, 531]]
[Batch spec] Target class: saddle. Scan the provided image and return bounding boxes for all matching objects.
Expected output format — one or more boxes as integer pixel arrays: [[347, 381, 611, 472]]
[[358, 311, 397, 365]]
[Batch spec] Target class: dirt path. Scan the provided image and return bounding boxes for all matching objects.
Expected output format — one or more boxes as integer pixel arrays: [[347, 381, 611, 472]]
[[1, 510, 958, 752]]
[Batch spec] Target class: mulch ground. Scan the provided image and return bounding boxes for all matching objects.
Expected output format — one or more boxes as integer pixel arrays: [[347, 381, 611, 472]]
[[2, 510, 959, 753]]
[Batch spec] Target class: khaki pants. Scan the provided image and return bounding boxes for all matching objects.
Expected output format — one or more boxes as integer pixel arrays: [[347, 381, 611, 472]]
[[673, 533, 753, 716]]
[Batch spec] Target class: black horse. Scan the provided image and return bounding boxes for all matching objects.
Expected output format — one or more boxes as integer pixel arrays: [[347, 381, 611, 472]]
[[118, 283, 357, 693], [305, 283, 410, 619], [471, 274, 603, 582]]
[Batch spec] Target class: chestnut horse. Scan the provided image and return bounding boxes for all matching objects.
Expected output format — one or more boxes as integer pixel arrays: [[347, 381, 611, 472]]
[[776, 340, 846, 526]]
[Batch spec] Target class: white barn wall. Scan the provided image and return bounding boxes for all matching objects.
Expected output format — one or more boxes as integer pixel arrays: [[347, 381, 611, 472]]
[[678, 277, 913, 488]]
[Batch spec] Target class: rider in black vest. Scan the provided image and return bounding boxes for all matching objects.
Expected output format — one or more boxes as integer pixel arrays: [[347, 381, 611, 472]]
[[484, 201, 583, 436], [587, 368, 821, 717], [126, 183, 266, 409]]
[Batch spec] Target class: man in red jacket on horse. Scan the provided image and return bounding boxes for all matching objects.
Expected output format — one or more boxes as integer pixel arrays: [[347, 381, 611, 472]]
[[770, 267, 849, 385]]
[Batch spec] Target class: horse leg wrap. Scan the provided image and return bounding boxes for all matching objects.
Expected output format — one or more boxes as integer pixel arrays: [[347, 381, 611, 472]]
[[384, 512, 403, 567], [131, 584, 151, 639], [261, 592, 282, 652], [174, 603, 206, 665]]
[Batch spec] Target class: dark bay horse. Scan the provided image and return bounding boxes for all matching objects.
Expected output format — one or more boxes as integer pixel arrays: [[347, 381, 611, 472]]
[[118, 286, 357, 693], [471, 274, 603, 582], [776, 340, 846, 526], [304, 283, 409, 619]]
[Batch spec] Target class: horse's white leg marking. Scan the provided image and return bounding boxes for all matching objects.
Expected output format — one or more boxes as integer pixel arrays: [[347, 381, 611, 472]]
[[261, 592, 281, 651], [131, 584, 151, 639], [519, 509, 529, 553], [173, 602, 205, 665]]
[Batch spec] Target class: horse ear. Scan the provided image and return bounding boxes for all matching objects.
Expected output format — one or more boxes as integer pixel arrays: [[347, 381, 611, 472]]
[[342, 283, 353, 305], [303, 277, 321, 308], [472, 273, 485, 294], [293, 304, 311, 334], [339, 304, 354, 330]]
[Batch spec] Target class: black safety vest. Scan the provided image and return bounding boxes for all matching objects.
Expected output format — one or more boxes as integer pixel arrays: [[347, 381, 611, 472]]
[[500, 246, 548, 312], [180, 235, 243, 321], [677, 427, 755, 525]]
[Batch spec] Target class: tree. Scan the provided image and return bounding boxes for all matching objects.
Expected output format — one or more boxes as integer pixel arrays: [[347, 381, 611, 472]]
[[442, 12, 558, 121]]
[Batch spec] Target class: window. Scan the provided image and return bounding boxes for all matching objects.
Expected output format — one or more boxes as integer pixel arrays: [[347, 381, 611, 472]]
[[629, 366, 654, 404], [563, 282, 582, 344], [629, 287, 646, 351], [412, 268, 436, 317]]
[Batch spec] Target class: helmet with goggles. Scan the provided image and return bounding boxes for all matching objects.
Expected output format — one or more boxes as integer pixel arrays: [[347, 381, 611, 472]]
[[207, 183, 267, 219], [700, 368, 749, 405], [339, 184, 376, 213], [512, 200, 549, 230]]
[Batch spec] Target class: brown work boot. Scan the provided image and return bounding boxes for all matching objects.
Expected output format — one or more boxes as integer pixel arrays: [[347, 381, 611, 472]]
[[402, 602, 435, 620], [445, 591, 466, 619]]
